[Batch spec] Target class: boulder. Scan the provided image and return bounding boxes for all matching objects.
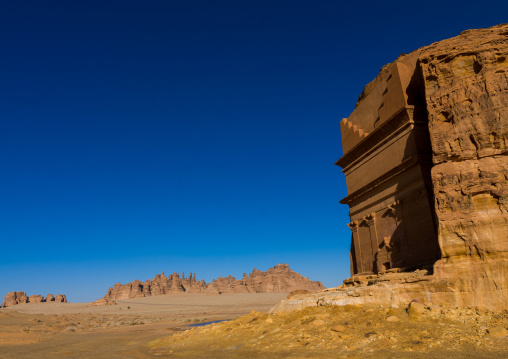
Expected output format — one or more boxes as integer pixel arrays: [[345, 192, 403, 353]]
[[54, 294, 67, 303]]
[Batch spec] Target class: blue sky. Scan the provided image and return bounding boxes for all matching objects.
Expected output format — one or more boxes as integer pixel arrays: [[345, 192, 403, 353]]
[[1, 1, 506, 302]]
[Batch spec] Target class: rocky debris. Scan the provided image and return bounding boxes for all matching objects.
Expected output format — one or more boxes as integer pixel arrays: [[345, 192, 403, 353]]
[[1, 292, 67, 308], [100, 264, 324, 301], [148, 303, 508, 358], [287, 289, 310, 299]]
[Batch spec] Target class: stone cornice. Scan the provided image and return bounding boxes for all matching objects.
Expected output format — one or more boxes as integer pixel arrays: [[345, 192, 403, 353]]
[[336, 106, 416, 170]]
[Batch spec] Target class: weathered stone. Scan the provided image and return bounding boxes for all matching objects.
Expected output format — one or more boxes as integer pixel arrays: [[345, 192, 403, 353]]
[[386, 315, 400, 322], [407, 301, 426, 317], [287, 289, 311, 299], [45, 294, 54, 302]]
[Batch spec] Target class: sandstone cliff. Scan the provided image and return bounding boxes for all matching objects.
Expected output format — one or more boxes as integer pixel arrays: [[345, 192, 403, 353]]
[[275, 24, 508, 313], [420, 25, 508, 310], [101, 264, 324, 300], [1, 292, 67, 308]]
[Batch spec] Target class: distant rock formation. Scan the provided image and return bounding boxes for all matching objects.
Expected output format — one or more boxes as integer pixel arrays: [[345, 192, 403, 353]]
[[100, 264, 325, 300], [1, 292, 67, 308], [206, 264, 324, 295], [1, 292, 28, 307]]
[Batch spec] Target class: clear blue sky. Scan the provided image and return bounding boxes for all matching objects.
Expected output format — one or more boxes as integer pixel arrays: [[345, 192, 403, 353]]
[[1, 1, 506, 302]]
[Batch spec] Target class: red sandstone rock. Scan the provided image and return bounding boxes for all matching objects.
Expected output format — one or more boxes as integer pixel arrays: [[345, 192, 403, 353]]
[[99, 264, 325, 301], [45, 294, 54, 302], [418, 24, 508, 311]]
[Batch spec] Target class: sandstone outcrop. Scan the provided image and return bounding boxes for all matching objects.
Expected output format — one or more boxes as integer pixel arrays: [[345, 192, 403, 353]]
[[28, 295, 44, 303], [100, 264, 324, 301], [1, 292, 67, 308], [54, 294, 67, 303], [277, 24, 508, 313], [1, 292, 28, 308]]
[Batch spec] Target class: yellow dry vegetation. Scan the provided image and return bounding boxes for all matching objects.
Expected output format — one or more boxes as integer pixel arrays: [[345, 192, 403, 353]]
[[149, 304, 508, 358]]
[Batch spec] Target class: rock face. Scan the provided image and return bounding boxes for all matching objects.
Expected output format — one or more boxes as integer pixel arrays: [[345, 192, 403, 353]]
[[419, 26, 508, 311], [101, 264, 325, 300], [1, 292, 67, 308], [277, 24, 508, 313]]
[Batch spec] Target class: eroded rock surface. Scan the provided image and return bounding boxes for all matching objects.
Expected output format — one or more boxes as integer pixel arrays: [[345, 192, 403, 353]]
[[420, 25, 508, 310], [101, 264, 324, 300]]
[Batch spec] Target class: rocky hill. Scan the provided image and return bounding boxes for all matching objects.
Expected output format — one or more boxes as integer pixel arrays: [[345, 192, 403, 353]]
[[100, 264, 324, 301]]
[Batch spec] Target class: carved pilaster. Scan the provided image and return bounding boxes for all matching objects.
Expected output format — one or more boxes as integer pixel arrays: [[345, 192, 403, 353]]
[[365, 212, 379, 263], [384, 200, 406, 259], [347, 220, 362, 275]]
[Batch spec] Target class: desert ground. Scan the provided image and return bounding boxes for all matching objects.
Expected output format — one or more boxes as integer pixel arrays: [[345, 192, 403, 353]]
[[0, 293, 286, 358], [1, 293, 507, 358]]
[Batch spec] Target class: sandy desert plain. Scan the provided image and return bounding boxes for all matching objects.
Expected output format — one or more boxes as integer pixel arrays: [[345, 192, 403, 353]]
[[0, 292, 507, 358]]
